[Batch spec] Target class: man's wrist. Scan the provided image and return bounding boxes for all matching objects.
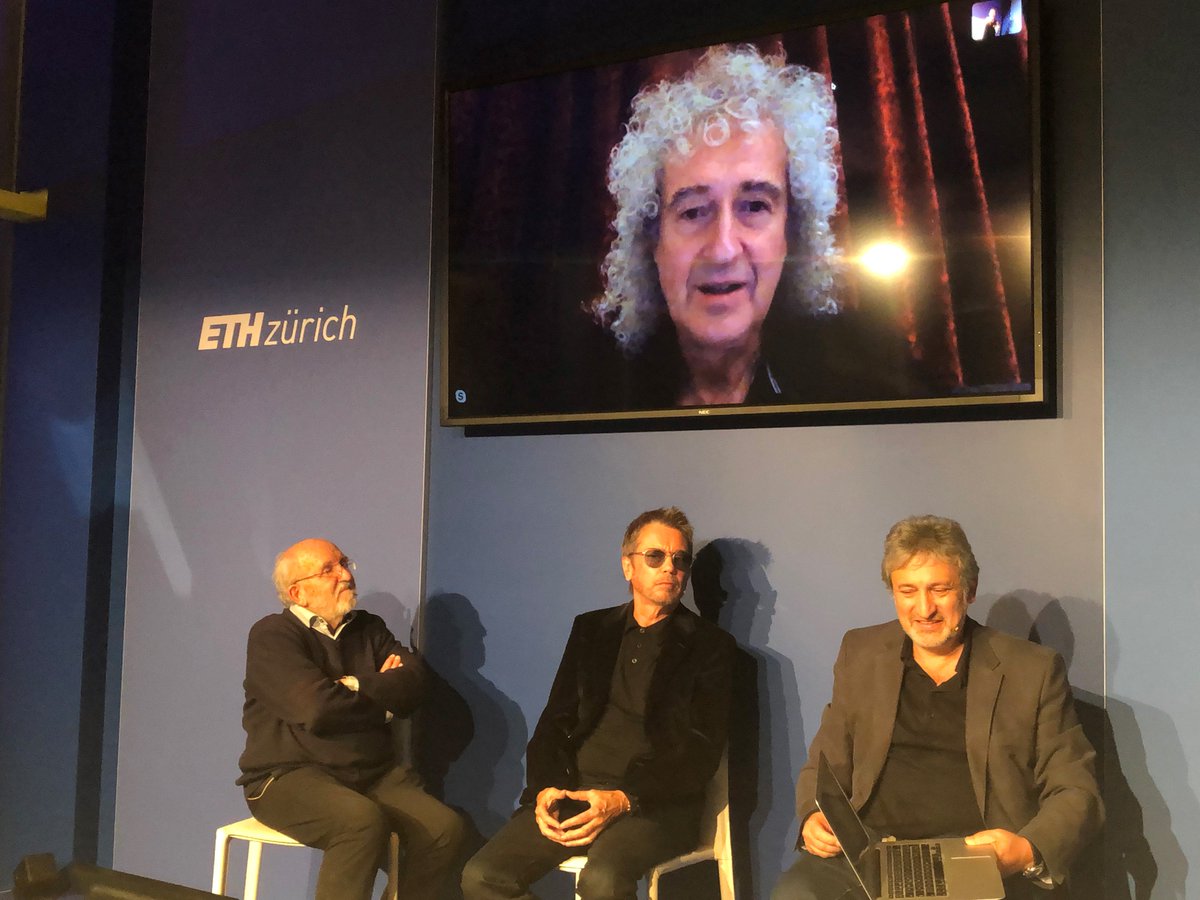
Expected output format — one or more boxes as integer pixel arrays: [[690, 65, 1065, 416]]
[[1021, 844, 1053, 886]]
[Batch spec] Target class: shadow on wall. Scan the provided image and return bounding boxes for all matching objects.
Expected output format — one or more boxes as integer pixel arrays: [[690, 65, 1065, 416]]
[[415, 593, 529, 864], [692, 538, 804, 900], [359, 592, 415, 647], [983, 592, 1182, 900]]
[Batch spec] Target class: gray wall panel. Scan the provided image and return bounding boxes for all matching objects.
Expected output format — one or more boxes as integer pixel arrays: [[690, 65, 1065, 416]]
[[1104, 0, 1200, 894], [423, 8, 1105, 893], [115, 1, 436, 892]]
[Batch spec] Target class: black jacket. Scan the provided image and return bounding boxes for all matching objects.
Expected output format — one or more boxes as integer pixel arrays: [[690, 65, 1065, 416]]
[[521, 603, 734, 812]]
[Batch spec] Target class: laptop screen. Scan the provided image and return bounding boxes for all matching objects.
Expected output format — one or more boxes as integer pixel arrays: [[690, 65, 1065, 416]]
[[815, 753, 881, 898]]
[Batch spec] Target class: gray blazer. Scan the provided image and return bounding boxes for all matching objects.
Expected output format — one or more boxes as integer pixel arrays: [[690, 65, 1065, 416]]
[[795, 619, 1103, 884]]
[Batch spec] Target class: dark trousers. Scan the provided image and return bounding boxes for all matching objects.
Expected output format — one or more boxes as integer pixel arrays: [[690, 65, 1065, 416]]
[[248, 764, 465, 900], [461, 803, 699, 900], [771, 850, 865, 900], [771, 850, 1054, 900]]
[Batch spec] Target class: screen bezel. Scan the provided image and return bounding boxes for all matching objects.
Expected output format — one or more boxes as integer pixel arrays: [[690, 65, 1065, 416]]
[[435, 0, 1052, 433]]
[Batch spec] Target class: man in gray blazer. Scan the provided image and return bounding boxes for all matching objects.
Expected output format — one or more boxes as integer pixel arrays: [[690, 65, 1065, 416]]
[[773, 516, 1102, 900]]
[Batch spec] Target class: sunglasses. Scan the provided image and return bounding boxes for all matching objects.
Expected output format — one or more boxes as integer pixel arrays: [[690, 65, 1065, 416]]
[[627, 549, 693, 570]]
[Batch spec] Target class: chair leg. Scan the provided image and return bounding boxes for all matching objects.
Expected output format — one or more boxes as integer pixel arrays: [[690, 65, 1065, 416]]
[[385, 831, 400, 900], [244, 840, 263, 900], [212, 833, 231, 895], [717, 858, 736, 900]]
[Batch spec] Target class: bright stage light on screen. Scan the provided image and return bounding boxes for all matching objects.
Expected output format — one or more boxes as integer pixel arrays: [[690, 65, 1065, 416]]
[[859, 242, 910, 278]]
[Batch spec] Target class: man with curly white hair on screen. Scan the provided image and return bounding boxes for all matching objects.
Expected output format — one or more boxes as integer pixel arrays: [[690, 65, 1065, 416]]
[[589, 43, 841, 408]]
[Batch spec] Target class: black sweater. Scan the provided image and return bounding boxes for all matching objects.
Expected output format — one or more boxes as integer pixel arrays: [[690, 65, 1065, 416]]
[[237, 609, 427, 789]]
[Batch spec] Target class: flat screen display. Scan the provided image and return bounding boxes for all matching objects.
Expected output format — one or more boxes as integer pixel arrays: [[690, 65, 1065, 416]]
[[440, 0, 1045, 428]]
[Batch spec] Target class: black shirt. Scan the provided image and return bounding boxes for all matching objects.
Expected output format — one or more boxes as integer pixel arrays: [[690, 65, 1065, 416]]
[[575, 606, 671, 788], [860, 622, 984, 839]]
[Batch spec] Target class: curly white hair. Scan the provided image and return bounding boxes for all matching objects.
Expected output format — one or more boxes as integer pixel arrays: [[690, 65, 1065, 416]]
[[592, 44, 841, 352]]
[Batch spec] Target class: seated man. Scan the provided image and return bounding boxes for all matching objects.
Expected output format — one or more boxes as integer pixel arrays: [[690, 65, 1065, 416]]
[[238, 538, 464, 900], [462, 507, 734, 900], [773, 515, 1103, 900]]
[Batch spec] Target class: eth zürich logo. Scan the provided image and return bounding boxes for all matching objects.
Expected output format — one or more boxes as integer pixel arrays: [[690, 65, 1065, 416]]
[[197, 305, 357, 350]]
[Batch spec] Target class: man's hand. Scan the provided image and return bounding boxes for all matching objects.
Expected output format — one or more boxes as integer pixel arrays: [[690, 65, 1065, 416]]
[[379, 654, 404, 672], [552, 789, 630, 847], [533, 787, 629, 847], [801, 811, 843, 858], [964, 829, 1035, 877], [533, 787, 571, 843]]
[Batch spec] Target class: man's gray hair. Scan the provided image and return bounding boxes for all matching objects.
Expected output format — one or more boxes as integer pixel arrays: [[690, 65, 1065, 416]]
[[591, 44, 841, 353], [272, 549, 295, 606], [880, 515, 980, 598]]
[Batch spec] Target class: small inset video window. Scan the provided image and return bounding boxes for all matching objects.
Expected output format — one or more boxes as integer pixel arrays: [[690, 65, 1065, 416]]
[[972, 0, 1024, 40]]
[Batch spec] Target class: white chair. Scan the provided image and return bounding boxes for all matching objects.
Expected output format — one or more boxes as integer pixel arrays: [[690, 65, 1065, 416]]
[[212, 816, 399, 900], [557, 753, 734, 900]]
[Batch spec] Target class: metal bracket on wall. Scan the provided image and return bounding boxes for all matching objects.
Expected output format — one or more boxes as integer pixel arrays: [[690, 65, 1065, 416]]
[[2, 0, 41, 224], [0, 186, 47, 221]]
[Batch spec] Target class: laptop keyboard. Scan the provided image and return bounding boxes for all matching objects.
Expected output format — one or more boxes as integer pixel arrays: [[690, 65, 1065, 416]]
[[885, 842, 948, 898]]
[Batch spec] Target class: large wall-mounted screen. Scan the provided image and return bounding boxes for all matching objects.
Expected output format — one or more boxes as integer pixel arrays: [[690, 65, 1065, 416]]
[[441, 0, 1046, 429]]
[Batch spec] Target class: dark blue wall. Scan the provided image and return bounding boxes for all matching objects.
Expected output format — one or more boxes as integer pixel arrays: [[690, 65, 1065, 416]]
[[0, 1, 120, 884]]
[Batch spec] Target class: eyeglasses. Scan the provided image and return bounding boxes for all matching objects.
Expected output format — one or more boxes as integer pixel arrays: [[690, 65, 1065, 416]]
[[292, 557, 355, 586], [627, 549, 692, 571]]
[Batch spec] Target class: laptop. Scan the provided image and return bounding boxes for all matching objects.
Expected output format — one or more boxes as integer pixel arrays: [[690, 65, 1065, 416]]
[[814, 753, 1006, 900]]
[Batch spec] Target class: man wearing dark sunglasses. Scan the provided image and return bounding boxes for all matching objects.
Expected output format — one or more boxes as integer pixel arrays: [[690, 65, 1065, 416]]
[[237, 538, 465, 900], [463, 507, 734, 900]]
